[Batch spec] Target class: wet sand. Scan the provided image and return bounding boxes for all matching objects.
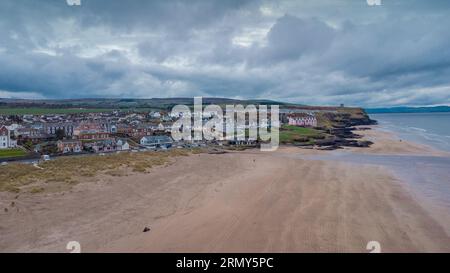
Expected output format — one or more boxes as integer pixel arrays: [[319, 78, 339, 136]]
[[1, 127, 449, 252]]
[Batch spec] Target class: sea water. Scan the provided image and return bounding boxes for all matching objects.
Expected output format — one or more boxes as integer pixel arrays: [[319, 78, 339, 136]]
[[371, 112, 450, 152]]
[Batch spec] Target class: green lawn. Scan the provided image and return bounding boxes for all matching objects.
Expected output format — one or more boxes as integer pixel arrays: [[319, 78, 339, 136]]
[[279, 125, 324, 143], [0, 148, 27, 158], [0, 108, 117, 115]]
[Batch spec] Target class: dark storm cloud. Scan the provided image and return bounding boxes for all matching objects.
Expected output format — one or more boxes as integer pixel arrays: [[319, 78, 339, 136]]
[[262, 15, 336, 62], [0, 0, 450, 106]]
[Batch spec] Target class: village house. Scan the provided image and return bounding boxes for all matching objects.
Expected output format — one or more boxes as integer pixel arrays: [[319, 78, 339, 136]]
[[44, 122, 76, 137], [74, 122, 111, 140], [158, 122, 172, 132], [116, 139, 130, 151], [140, 135, 173, 148], [149, 111, 161, 119], [87, 139, 117, 153], [117, 124, 134, 136], [98, 122, 117, 134], [57, 139, 82, 154], [287, 113, 318, 127], [15, 127, 50, 144], [76, 131, 111, 140], [0, 125, 16, 149], [130, 124, 153, 138], [110, 124, 117, 134]]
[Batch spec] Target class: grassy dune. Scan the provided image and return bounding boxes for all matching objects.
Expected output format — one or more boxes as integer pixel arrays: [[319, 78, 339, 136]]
[[0, 149, 202, 193]]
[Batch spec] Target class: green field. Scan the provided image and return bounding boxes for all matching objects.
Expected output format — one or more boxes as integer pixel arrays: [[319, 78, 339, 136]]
[[0, 108, 117, 115], [0, 148, 27, 158], [279, 125, 324, 144], [0, 107, 161, 115]]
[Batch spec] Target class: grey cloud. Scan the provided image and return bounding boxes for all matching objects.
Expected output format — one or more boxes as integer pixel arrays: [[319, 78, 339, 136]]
[[262, 15, 335, 63], [0, 0, 450, 107]]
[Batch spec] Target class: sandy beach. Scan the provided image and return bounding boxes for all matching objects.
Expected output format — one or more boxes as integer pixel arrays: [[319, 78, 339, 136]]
[[1, 127, 449, 253]]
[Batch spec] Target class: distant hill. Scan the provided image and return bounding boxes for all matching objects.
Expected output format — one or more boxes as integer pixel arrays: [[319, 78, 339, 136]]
[[0, 97, 292, 110], [366, 106, 450, 114], [0, 98, 375, 121]]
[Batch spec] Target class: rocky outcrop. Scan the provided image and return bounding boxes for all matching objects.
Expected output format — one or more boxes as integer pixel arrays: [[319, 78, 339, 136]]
[[305, 109, 376, 150]]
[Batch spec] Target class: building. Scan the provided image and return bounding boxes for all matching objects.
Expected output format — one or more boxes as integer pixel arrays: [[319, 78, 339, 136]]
[[87, 139, 117, 153], [74, 123, 110, 140], [0, 125, 16, 149], [57, 140, 82, 154], [44, 123, 76, 136], [117, 124, 133, 136], [98, 122, 116, 134], [130, 124, 153, 138], [149, 111, 161, 119], [15, 127, 50, 144], [116, 139, 130, 151], [110, 124, 117, 134], [287, 114, 317, 127], [76, 132, 111, 140], [140, 135, 173, 148]]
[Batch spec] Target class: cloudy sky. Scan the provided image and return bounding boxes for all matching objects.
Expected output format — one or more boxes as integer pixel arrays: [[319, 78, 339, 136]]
[[1, 0, 450, 107]]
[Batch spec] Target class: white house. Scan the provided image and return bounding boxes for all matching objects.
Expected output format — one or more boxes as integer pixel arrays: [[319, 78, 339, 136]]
[[158, 123, 165, 131], [0, 125, 17, 149], [150, 111, 161, 118], [110, 124, 117, 134], [117, 139, 130, 151], [287, 114, 317, 127]]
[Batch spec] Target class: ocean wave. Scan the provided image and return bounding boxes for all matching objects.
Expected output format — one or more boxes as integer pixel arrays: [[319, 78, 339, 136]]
[[407, 127, 427, 132]]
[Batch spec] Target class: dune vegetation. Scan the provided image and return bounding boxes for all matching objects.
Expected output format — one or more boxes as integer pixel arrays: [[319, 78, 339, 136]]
[[0, 149, 202, 193]]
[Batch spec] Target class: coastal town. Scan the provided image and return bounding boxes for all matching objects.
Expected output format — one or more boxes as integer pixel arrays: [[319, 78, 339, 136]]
[[0, 109, 191, 160], [0, 107, 331, 163]]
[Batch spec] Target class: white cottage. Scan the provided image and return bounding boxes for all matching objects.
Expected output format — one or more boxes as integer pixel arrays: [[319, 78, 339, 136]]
[[0, 125, 16, 149], [117, 139, 130, 150]]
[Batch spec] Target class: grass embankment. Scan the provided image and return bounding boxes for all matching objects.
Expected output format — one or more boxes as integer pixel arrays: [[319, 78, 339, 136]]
[[0, 149, 202, 193], [0, 148, 27, 158], [279, 125, 326, 144]]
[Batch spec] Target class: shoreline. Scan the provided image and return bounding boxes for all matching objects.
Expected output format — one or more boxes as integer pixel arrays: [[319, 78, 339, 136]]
[[1, 127, 450, 252], [348, 125, 450, 157]]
